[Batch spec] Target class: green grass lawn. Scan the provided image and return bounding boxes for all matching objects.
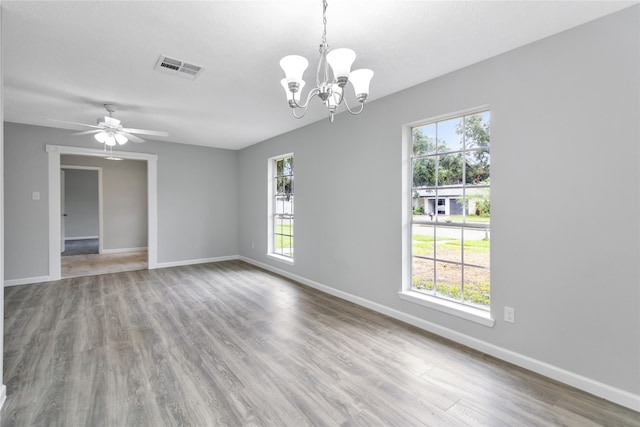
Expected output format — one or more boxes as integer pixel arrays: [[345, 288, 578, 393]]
[[412, 234, 490, 306], [412, 234, 489, 257], [274, 223, 489, 305], [412, 276, 490, 306], [275, 224, 293, 250]]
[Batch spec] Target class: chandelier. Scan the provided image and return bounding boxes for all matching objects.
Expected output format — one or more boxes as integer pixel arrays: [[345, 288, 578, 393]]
[[279, 0, 373, 122]]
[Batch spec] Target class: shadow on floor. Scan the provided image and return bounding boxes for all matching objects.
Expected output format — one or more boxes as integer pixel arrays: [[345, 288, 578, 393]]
[[62, 238, 99, 256]]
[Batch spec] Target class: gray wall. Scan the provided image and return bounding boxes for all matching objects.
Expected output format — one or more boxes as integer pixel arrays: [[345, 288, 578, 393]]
[[62, 168, 99, 240], [62, 155, 148, 250], [4, 123, 239, 279], [238, 7, 640, 398], [4, 125, 50, 279], [0, 3, 6, 396]]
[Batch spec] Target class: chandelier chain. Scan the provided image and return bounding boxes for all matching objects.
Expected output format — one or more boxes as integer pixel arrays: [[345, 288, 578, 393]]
[[321, 0, 328, 50]]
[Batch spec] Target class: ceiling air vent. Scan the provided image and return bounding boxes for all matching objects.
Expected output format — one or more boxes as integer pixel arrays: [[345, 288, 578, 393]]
[[154, 55, 204, 80]]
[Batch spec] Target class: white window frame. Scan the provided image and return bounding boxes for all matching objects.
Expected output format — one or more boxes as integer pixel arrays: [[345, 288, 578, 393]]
[[400, 107, 494, 327], [267, 153, 295, 264]]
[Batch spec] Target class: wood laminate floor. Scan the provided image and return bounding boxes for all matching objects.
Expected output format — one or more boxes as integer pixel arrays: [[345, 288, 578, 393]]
[[2, 260, 638, 426]]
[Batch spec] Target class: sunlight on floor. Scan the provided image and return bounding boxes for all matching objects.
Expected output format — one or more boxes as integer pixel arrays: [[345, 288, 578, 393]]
[[61, 251, 148, 279]]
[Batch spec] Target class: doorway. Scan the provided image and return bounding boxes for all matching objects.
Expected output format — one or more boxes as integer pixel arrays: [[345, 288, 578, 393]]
[[47, 144, 158, 281], [59, 157, 149, 279], [61, 166, 102, 256]]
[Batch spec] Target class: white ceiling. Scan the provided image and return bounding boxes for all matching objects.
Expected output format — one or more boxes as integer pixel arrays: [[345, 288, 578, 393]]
[[2, 1, 635, 150]]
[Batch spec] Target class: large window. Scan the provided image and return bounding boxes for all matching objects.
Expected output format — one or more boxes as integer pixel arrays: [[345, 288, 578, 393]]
[[269, 154, 294, 260], [410, 111, 490, 309]]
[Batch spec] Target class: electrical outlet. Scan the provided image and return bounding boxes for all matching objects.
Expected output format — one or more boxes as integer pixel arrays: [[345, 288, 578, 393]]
[[252, 242, 255, 249], [504, 306, 515, 323]]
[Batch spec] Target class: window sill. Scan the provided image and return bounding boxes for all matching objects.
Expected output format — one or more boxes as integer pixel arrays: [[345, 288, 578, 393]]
[[398, 290, 495, 327], [267, 253, 294, 265]]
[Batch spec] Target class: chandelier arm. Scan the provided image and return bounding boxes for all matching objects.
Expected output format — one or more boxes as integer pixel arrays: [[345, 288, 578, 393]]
[[290, 87, 321, 109], [332, 87, 344, 104], [342, 95, 365, 115], [292, 108, 308, 119]]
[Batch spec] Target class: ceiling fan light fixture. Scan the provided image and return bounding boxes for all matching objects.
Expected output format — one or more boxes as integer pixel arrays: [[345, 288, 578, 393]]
[[94, 131, 107, 143], [104, 134, 116, 146], [115, 133, 128, 145], [61, 104, 167, 146]]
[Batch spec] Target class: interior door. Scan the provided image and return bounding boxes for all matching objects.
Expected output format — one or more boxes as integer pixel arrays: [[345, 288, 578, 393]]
[[60, 169, 66, 253]]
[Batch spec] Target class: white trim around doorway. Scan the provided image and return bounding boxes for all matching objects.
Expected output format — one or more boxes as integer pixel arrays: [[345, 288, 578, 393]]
[[47, 145, 158, 281]]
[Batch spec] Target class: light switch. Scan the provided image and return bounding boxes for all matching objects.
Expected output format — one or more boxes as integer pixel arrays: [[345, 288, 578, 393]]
[[32, 191, 40, 201]]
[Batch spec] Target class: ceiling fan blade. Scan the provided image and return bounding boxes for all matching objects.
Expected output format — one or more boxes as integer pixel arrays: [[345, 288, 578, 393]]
[[121, 127, 169, 137], [120, 132, 145, 143], [46, 118, 101, 129], [72, 130, 103, 136]]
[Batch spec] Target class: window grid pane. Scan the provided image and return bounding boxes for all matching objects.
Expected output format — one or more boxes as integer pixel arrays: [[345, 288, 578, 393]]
[[271, 155, 294, 259], [410, 111, 490, 309]]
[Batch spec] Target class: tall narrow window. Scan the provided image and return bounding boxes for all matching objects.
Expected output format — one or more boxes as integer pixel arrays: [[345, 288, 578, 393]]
[[269, 154, 294, 260], [410, 111, 490, 309]]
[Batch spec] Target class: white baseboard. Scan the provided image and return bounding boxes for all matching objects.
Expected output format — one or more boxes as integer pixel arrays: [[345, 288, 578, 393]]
[[65, 236, 98, 241], [101, 246, 147, 254], [155, 255, 239, 269], [239, 256, 640, 412], [0, 384, 6, 409], [4, 275, 51, 287]]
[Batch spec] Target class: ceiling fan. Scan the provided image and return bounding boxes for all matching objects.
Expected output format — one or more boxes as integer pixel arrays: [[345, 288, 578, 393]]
[[55, 104, 169, 146]]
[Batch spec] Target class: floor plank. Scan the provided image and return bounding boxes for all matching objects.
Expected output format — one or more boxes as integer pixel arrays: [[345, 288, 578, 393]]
[[2, 260, 638, 426]]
